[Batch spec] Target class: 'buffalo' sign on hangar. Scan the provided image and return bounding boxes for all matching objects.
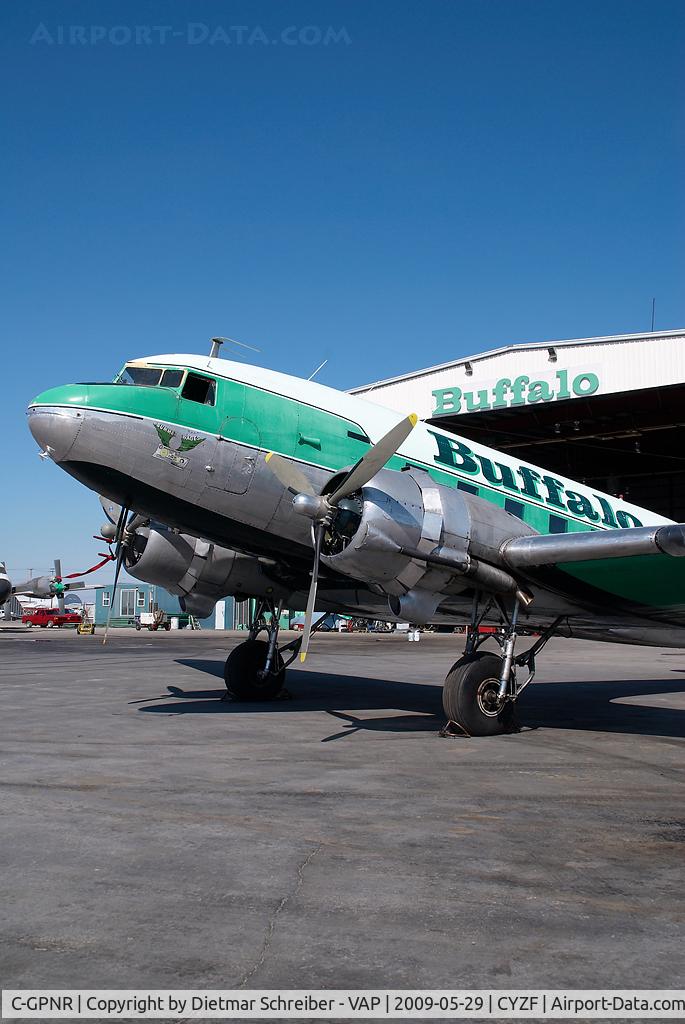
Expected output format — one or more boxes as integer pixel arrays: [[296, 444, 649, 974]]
[[352, 329, 685, 521]]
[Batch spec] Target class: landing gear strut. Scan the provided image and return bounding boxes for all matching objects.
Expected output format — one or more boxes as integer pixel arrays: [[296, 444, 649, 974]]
[[223, 598, 323, 702], [442, 591, 561, 736]]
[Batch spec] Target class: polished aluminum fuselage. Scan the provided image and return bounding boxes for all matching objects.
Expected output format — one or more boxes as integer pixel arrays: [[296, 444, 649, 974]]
[[27, 361, 685, 648]]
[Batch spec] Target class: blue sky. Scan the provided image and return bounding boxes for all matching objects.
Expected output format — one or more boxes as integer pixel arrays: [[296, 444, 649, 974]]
[[2, 0, 684, 581]]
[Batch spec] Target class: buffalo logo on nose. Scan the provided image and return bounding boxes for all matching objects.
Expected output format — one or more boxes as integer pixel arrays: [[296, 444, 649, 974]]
[[153, 423, 204, 469]]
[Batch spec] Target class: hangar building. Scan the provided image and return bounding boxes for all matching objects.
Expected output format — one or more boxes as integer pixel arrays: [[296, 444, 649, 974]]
[[351, 329, 685, 522], [94, 582, 237, 629]]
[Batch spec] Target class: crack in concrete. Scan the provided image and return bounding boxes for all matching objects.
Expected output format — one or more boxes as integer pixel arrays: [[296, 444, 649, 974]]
[[237, 842, 323, 989]]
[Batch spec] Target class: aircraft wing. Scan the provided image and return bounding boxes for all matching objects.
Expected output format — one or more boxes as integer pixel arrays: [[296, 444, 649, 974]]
[[502, 523, 685, 623], [11, 578, 86, 597], [502, 523, 685, 568]]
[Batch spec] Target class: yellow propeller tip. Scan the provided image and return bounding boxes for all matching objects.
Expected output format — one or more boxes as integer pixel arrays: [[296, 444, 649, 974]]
[[408, 413, 418, 426], [265, 452, 273, 462], [299, 652, 307, 663]]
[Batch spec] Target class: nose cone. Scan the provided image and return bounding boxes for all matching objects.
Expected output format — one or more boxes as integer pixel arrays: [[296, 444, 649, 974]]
[[28, 386, 87, 462]]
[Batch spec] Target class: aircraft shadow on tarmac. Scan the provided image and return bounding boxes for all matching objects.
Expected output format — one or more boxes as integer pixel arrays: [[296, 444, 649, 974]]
[[131, 658, 685, 741]]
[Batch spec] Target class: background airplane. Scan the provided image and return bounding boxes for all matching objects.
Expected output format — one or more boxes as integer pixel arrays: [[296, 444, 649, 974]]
[[0, 558, 86, 617]]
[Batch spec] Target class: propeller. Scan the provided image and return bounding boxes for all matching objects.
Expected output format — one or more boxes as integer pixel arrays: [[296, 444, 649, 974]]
[[102, 504, 129, 645], [265, 413, 418, 662], [299, 522, 324, 663], [101, 507, 149, 645], [327, 414, 418, 505]]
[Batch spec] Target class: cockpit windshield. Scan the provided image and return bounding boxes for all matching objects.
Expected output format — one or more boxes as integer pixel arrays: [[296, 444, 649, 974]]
[[116, 365, 162, 386], [115, 365, 184, 388]]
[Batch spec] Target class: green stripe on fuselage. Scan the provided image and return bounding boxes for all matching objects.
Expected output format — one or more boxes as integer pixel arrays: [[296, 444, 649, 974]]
[[29, 378, 602, 536]]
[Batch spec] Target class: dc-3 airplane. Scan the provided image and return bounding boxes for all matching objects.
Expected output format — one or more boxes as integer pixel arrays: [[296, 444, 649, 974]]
[[26, 340, 685, 736], [0, 560, 84, 613]]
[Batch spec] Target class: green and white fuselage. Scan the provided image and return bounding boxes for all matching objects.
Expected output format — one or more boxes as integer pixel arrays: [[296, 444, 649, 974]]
[[27, 353, 685, 645]]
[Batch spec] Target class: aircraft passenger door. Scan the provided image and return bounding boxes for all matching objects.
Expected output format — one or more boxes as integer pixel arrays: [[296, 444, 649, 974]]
[[221, 417, 261, 494], [205, 380, 260, 495], [207, 415, 262, 495]]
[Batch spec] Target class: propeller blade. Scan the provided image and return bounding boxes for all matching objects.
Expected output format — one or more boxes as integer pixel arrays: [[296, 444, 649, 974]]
[[327, 413, 418, 506], [102, 504, 130, 645], [102, 548, 125, 645], [299, 523, 324, 663], [99, 495, 123, 526], [264, 452, 316, 496]]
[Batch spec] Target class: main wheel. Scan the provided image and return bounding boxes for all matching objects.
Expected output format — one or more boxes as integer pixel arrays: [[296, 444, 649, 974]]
[[224, 639, 286, 701], [442, 652, 515, 736]]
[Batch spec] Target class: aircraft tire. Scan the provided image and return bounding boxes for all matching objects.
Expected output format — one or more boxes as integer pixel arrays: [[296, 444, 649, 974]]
[[442, 652, 515, 736], [224, 639, 286, 701]]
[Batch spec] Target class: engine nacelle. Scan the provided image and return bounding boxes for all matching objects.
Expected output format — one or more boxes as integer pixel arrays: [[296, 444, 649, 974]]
[[177, 592, 220, 620], [20, 576, 55, 598], [320, 468, 537, 621], [124, 524, 287, 614]]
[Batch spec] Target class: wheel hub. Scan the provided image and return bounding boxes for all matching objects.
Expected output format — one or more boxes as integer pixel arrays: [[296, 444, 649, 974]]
[[476, 677, 503, 717]]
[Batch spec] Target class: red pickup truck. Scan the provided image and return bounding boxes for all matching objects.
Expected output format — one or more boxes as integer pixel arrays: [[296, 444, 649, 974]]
[[22, 608, 82, 628]]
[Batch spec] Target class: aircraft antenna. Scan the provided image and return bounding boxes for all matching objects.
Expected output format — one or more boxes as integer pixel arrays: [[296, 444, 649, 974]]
[[308, 359, 328, 381], [209, 336, 261, 358]]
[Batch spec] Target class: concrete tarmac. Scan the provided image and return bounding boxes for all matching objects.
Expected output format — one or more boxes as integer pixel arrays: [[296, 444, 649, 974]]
[[1, 629, 684, 1006]]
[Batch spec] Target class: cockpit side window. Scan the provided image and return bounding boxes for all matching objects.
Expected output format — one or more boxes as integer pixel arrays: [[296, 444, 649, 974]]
[[181, 373, 216, 406]]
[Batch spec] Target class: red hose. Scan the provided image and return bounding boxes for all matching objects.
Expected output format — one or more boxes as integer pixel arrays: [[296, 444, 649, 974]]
[[64, 555, 114, 579]]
